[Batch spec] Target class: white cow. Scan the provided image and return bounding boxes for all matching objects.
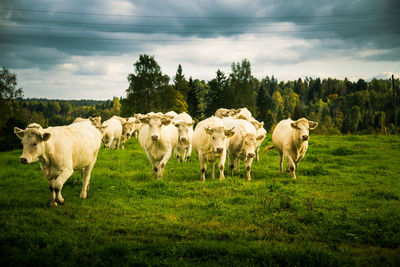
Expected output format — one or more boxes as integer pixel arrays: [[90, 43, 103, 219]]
[[254, 122, 266, 162], [233, 107, 254, 121], [14, 122, 102, 206], [215, 108, 238, 118], [121, 119, 135, 149], [265, 118, 318, 179], [165, 111, 178, 119], [172, 112, 194, 162], [138, 114, 178, 179], [192, 116, 235, 181], [222, 117, 263, 181], [72, 116, 102, 127], [101, 117, 123, 149]]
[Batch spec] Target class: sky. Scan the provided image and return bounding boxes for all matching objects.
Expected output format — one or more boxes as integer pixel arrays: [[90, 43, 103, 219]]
[[1, 0, 400, 100]]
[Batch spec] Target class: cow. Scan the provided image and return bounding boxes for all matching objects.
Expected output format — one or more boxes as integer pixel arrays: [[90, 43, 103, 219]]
[[232, 107, 253, 121], [192, 116, 235, 181], [215, 108, 238, 118], [14, 122, 102, 206], [254, 121, 266, 162], [165, 111, 178, 119], [172, 112, 194, 163], [138, 114, 178, 179], [222, 117, 263, 181], [101, 117, 123, 149], [120, 119, 135, 149], [73, 116, 102, 127], [265, 118, 318, 179]]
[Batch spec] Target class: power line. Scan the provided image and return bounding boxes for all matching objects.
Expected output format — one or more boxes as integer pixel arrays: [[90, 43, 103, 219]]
[[0, 31, 398, 42], [1, 7, 400, 19], [1, 24, 399, 35], [1, 17, 399, 29]]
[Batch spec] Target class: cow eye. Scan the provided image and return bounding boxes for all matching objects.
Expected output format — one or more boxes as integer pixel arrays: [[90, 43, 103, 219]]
[[32, 143, 37, 146], [212, 136, 215, 140]]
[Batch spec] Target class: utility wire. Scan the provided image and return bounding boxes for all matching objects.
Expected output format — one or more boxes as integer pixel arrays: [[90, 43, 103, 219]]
[[1, 24, 398, 34], [1, 7, 400, 19], [1, 17, 400, 28]]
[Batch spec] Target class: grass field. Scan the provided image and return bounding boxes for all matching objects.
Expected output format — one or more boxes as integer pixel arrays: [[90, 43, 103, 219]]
[[1, 135, 400, 266]]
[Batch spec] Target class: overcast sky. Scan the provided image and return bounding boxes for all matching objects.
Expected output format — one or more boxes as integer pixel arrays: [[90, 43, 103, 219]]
[[1, 0, 400, 100]]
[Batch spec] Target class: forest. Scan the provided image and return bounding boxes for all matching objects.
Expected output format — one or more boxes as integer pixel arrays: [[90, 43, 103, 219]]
[[0, 55, 399, 151]]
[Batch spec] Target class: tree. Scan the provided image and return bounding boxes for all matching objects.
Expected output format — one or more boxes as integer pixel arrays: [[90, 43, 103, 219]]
[[173, 64, 190, 101], [187, 77, 200, 120], [0, 67, 23, 100], [228, 59, 257, 114], [206, 69, 227, 117], [125, 55, 169, 114], [256, 77, 272, 124]]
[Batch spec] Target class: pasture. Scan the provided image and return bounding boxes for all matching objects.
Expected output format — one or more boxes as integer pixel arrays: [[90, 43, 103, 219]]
[[1, 135, 400, 266]]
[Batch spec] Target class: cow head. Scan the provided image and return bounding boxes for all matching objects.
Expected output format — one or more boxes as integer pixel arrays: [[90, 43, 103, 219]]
[[173, 120, 194, 144], [89, 116, 102, 127], [242, 133, 258, 159], [204, 126, 235, 153], [250, 120, 264, 130], [139, 115, 172, 141], [290, 118, 318, 142], [14, 126, 50, 164], [122, 120, 135, 139]]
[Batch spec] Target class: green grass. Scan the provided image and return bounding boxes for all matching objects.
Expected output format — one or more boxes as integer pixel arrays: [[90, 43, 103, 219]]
[[1, 135, 400, 266]]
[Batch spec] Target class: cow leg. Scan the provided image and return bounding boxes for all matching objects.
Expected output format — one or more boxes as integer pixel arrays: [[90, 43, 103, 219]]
[[218, 151, 227, 180], [175, 146, 181, 163], [210, 160, 216, 179], [278, 152, 284, 173], [228, 154, 234, 176], [121, 137, 126, 150], [80, 163, 95, 199], [186, 144, 192, 162], [255, 146, 260, 162], [157, 147, 173, 179], [116, 138, 121, 150], [236, 157, 240, 173], [284, 153, 296, 179], [199, 154, 207, 181], [48, 179, 57, 206], [245, 157, 254, 181], [53, 168, 74, 205], [106, 136, 113, 149]]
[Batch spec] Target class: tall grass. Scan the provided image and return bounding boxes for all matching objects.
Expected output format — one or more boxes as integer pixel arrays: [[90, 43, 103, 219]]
[[1, 135, 399, 266]]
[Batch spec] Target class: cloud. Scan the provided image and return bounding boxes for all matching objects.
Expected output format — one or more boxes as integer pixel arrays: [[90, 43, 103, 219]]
[[0, 0, 399, 99]]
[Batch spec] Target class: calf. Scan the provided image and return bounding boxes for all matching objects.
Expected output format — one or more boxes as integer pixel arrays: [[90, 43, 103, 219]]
[[14, 122, 102, 206], [265, 118, 318, 179], [138, 114, 178, 179], [192, 116, 235, 181], [223, 118, 263, 180], [101, 117, 123, 149], [173, 112, 194, 163]]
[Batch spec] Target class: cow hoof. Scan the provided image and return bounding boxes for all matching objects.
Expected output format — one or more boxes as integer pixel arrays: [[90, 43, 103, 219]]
[[50, 201, 58, 207], [57, 198, 65, 205], [80, 191, 87, 199]]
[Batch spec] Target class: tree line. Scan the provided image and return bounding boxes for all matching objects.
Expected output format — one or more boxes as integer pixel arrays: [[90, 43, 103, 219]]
[[1, 56, 399, 151]]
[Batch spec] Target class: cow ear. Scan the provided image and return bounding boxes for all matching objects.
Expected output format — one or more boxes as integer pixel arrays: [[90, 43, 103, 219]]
[[204, 127, 213, 135], [14, 127, 25, 139], [162, 118, 171, 126], [309, 121, 318, 130], [256, 134, 265, 141], [250, 120, 260, 129], [224, 127, 235, 138], [290, 122, 297, 129], [260, 121, 264, 127], [172, 121, 180, 127], [139, 117, 150, 124], [41, 132, 51, 141]]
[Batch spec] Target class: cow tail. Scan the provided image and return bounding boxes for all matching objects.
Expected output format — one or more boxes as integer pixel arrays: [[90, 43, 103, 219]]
[[264, 145, 275, 154]]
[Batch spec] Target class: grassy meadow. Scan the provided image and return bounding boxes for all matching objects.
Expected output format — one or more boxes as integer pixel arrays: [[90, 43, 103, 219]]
[[1, 135, 400, 266]]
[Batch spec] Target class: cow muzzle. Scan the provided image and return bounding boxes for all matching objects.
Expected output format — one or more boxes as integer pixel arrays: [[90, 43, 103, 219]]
[[247, 152, 255, 158], [20, 157, 28, 164], [302, 135, 309, 141], [151, 135, 159, 141], [216, 147, 223, 153]]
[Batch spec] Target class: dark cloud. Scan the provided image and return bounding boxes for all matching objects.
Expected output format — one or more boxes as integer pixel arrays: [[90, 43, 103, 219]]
[[0, 0, 399, 71]]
